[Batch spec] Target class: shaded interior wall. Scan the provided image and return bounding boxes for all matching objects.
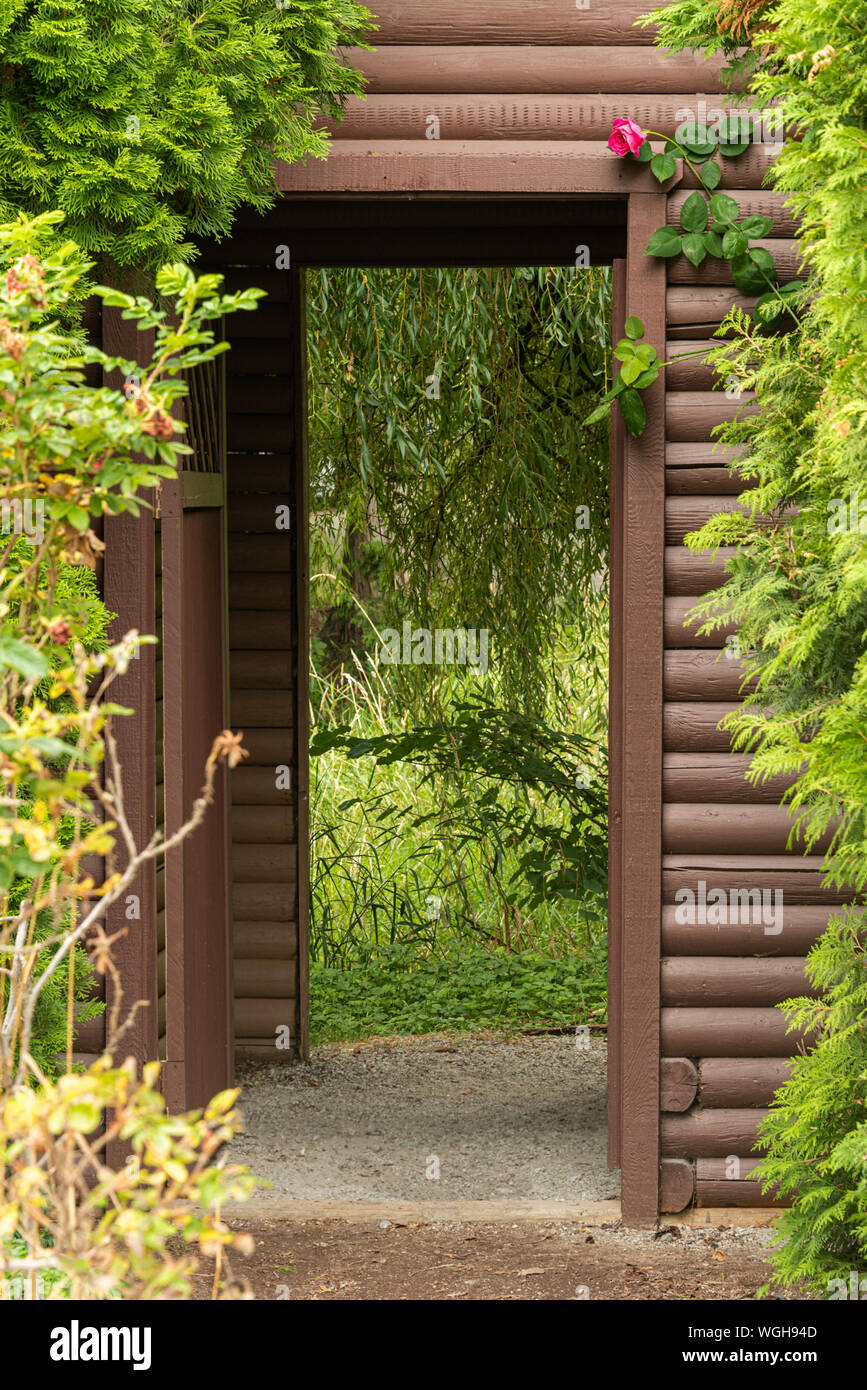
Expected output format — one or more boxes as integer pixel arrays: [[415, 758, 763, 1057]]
[[222, 275, 303, 1061]]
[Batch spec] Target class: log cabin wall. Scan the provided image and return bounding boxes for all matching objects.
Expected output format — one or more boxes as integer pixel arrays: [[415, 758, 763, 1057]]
[[271, 0, 809, 1220]]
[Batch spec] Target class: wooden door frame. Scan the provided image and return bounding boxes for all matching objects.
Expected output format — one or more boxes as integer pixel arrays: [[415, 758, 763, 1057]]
[[109, 154, 670, 1223]]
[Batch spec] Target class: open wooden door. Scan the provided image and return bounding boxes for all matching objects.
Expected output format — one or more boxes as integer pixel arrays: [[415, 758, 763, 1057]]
[[160, 349, 234, 1111]]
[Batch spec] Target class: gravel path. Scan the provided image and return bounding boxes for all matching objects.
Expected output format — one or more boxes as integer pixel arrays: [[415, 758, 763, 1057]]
[[230, 1033, 619, 1203]]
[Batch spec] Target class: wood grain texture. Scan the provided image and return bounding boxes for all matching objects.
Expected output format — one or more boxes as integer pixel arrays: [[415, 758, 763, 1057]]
[[360, 1, 658, 45], [619, 194, 667, 1226], [661, 957, 814, 1007], [661, 1006, 815, 1056], [661, 1108, 768, 1159], [662, 753, 796, 803], [663, 803, 834, 855], [662, 903, 851, 955], [346, 47, 728, 96], [660, 1057, 699, 1112], [663, 702, 740, 751], [659, 1158, 695, 1213], [698, 1058, 793, 1108]]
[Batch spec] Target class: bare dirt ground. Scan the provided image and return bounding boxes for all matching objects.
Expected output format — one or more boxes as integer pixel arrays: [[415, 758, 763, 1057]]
[[207, 1216, 803, 1302]]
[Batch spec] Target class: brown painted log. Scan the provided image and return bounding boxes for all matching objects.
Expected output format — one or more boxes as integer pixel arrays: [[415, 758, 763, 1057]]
[[233, 958, 297, 998], [347, 47, 729, 96], [665, 341, 722, 392], [231, 805, 296, 844], [663, 803, 833, 855], [231, 765, 293, 805], [666, 467, 749, 496], [664, 860, 852, 908], [326, 93, 755, 141], [229, 609, 293, 648], [661, 958, 813, 1007], [668, 190, 796, 237], [358, 2, 658, 45], [229, 573, 293, 610], [661, 1058, 698, 1112], [73, 1016, 107, 1053], [663, 753, 796, 803], [666, 442, 748, 469], [664, 703, 740, 752], [230, 650, 292, 690], [231, 844, 297, 883], [226, 456, 293, 491], [659, 1158, 695, 1213], [694, 1157, 783, 1207], [661, 1006, 814, 1057], [681, 143, 781, 190], [666, 287, 758, 336], [662, 903, 854, 955], [661, 1108, 769, 1158], [698, 1058, 793, 1108], [666, 391, 759, 443], [234, 997, 297, 1038], [668, 239, 802, 287], [235, 1038, 294, 1062], [276, 141, 679, 200], [233, 921, 298, 961], [230, 690, 294, 728], [234, 728, 293, 766], [664, 596, 735, 648], [665, 548, 736, 596], [664, 650, 755, 701], [227, 535, 293, 574], [665, 496, 753, 543], [227, 495, 291, 533], [232, 883, 297, 922], [227, 417, 292, 452]]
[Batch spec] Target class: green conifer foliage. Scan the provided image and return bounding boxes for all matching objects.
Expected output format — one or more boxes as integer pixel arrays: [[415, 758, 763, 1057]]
[[0, 0, 371, 270]]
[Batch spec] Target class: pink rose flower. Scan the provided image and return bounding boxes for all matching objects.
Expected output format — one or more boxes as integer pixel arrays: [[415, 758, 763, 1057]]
[[608, 118, 647, 158]]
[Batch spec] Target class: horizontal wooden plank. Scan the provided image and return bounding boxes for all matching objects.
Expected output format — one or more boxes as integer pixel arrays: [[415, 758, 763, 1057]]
[[663, 803, 832, 855], [228, 496, 292, 533], [231, 804, 296, 844], [695, 1175, 783, 1207], [665, 495, 752, 543], [666, 287, 758, 335], [664, 702, 740, 752], [664, 650, 755, 701], [226, 457, 293, 491], [231, 690, 295, 728], [229, 572, 293, 611], [666, 467, 748, 496], [359, 2, 657, 44], [276, 141, 681, 198], [666, 391, 758, 444], [231, 765, 294, 805], [663, 861, 852, 908], [681, 143, 780, 190], [232, 883, 297, 922], [230, 609, 293, 649], [662, 903, 852, 955], [666, 443, 747, 469], [233, 921, 298, 960], [698, 1058, 792, 1108], [662, 753, 795, 803], [227, 417, 293, 452], [232, 844, 297, 883], [661, 1006, 813, 1056], [234, 1038, 296, 1061], [326, 94, 742, 142], [231, 649, 293, 689], [234, 958, 297, 998], [228, 378, 293, 414], [661, 957, 813, 1007], [233, 727, 293, 766], [668, 190, 796, 237], [668, 239, 802, 287], [347, 48, 728, 96], [234, 997, 298, 1038], [665, 340, 721, 392], [661, 1108, 768, 1159], [228, 535, 293, 573], [664, 596, 734, 649], [665, 548, 735, 596]]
